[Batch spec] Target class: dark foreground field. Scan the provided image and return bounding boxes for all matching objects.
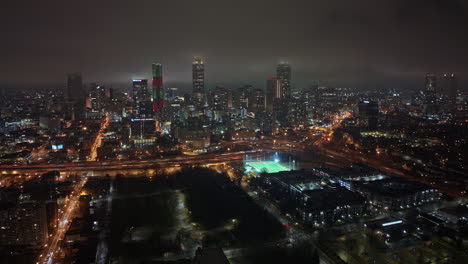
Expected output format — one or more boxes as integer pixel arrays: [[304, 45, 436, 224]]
[[105, 168, 285, 262]]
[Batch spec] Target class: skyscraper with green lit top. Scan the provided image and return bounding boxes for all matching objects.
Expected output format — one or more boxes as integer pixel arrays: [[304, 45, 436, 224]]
[[152, 63, 164, 112]]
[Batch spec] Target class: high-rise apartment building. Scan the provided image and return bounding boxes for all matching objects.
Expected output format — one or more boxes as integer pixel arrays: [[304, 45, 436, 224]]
[[212, 86, 229, 111], [276, 62, 291, 99], [266, 78, 281, 112], [0, 201, 48, 246], [132, 79, 149, 103], [250, 88, 265, 114], [238, 85, 254, 110], [88, 83, 106, 113]]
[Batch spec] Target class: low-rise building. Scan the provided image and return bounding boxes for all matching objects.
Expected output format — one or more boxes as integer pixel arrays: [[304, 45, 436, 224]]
[[259, 170, 366, 225], [353, 178, 438, 210]]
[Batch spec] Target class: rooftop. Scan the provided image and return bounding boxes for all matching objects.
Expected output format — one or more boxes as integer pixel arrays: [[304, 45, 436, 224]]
[[302, 187, 365, 211], [354, 178, 433, 197]]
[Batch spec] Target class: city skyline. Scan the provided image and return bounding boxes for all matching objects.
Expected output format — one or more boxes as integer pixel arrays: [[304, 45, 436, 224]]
[[2, 0, 468, 90], [2, 56, 466, 93], [1, 1, 467, 264]]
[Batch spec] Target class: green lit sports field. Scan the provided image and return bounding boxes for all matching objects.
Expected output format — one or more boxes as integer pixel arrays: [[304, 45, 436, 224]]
[[246, 161, 290, 173]]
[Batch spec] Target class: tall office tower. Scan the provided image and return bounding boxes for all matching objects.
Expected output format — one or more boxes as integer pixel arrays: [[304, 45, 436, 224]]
[[358, 100, 379, 130], [152, 63, 164, 112], [192, 56, 205, 107], [66, 73, 85, 121], [276, 62, 291, 99], [441, 73, 458, 102], [266, 78, 282, 112], [152, 63, 164, 132], [132, 79, 149, 103], [424, 73, 437, 104], [88, 83, 106, 113]]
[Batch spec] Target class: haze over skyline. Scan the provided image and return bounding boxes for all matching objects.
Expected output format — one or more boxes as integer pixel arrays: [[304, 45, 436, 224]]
[[2, 0, 467, 90]]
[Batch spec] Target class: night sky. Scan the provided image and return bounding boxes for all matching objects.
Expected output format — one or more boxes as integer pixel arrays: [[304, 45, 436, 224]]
[[1, 0, 467, 91]]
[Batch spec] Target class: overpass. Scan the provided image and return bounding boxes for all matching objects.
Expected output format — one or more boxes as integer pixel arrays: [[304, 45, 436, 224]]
[[0, 150, 264, 176]]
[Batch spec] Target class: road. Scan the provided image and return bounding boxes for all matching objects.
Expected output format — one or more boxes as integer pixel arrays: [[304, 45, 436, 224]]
[[87, 114, 109, 162], [314, 140, 465, 198], [0, 151, 254, 174], [37, 173, 88, 264]]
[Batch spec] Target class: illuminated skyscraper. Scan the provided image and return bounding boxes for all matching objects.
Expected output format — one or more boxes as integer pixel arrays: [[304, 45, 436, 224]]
[[88, 83, 106, 114], [132, 79, 149, 103], [152, 63, 164, 132], [276, 62, 291, 99], [152, 63, 164, 112], [192, 56, 205, 107], [212, 86, 229, 111], [266, 78, 281, 112]]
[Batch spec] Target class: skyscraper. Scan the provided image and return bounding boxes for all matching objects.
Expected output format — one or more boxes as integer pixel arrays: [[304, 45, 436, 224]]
[[152, 63, 164, 113], [238, 85, 254, 110], [424, 73, 437, 104], [132, 79, 149, 103], [66, 73, 82, 99], [66, 73, 85, 121], [88, 83, 106, 114], [441, 73, 458, 102], [212, 86, 229, 111], [276, 62, 291, 99], [358, 100, 379, 130], [266, 78, 281, 112], [250, 88, 265, 114], [192, 56, 205, 107]]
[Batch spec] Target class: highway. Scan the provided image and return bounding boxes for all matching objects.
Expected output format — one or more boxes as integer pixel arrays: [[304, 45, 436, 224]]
[[313, 138, 465, 198], [0, 151, 252, 174]]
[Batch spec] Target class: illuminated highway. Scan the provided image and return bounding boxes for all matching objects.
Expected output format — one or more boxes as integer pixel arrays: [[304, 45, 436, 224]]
[[37, 173, 88, 264], [87, 114, 109, 162]]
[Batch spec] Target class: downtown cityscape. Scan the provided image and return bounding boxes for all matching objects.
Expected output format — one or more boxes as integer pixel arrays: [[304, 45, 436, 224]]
[[1, 1, 468, 264]]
